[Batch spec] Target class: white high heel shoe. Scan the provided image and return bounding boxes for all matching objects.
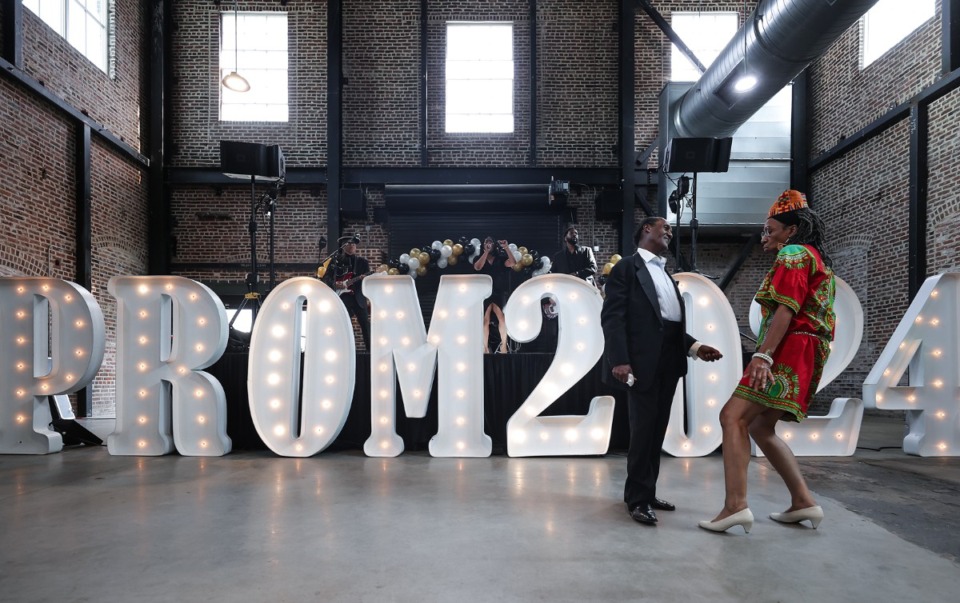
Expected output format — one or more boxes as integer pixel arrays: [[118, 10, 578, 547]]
[[770, 505, 824, 529], [698, 508, 754, 534]]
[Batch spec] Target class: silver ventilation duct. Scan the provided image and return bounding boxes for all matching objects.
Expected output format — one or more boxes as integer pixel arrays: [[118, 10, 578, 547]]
[[673, 0, 881, 139]]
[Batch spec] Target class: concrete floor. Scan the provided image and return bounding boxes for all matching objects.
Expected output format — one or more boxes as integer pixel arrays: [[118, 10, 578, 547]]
[[2, 415, 959, 603]]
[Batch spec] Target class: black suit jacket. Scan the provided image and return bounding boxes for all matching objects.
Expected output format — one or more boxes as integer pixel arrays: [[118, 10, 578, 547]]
[[600, 252, 696, 391]]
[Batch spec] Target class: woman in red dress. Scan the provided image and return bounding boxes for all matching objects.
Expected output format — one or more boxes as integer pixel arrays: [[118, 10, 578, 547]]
[[700, 190, 836, 534]]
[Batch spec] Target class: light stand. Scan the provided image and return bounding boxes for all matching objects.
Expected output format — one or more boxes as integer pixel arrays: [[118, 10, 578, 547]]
[[229, 175, 262, 329], [264, 179, 283, 292], [684, 173, 717, 278]]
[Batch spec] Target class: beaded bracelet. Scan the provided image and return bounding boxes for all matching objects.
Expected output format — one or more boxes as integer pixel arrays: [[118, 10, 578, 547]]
[[752, 352, 774, 366]]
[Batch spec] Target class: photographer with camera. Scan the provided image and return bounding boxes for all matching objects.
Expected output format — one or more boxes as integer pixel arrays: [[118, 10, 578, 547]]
[[473, 236, 516, 354]]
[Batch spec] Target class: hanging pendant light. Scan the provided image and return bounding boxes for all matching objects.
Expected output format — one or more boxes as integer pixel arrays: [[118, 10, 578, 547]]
[[222, 1, 250, 92]]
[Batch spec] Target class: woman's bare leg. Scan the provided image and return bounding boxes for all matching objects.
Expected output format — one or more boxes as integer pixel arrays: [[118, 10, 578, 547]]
[[492, 305, 508, 353], [749, 410, 817, 511], [711, 396, 771, 522], [482, 305, 493, 354]]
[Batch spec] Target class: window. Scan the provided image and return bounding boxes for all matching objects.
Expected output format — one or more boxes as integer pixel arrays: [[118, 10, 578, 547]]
[[862, 0, 935, 68], [220, 12, 288, 122], [445, 22, 514, 133], [23, 0, 111, 74], [670, 12, 738, 82]]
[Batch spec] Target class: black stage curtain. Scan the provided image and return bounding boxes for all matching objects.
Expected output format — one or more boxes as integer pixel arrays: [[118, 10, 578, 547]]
[[207, 353, 631, 454]]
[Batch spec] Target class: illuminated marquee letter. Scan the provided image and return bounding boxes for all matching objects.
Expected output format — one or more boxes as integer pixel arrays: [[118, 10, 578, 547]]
[[364, 274, 491, 457], [750, 276, 865, 456], [107, 276, 230, 456], [864, 273, 960, 456], [505, 275, 614, 457], [248, 278, 354, 457], [0, 278, 104, 454], [663, 274, 744, 457]]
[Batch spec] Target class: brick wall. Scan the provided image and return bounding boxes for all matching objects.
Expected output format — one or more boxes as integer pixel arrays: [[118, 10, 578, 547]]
[[806, 1, 958, 412], [168, 1, 327, 166], [0, 5, 148, 415], [7, 0, 955, 419]]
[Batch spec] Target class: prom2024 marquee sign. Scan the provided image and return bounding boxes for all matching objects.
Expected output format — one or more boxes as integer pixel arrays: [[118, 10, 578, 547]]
[[1, 273, 958, 458]]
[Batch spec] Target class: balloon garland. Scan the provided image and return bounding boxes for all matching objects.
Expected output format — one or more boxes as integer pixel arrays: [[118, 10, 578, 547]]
[[376, 237, 554, 280]]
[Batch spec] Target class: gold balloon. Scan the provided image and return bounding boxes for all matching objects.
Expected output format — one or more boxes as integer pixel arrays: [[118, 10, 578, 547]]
[[602, 262, 615, 276], [411, 248, 421, 257], [418, 252, 430, 265], [452, 243, 463, 256], [518, 246, 528, 255], [512, 262, 524, 272], [610, 254, 622, 264], [388, 268, 399, 275], [377, 264, 389, 273], [316, 265, 327, 278], [416, 266, 428, 276], [443, 239, 453, 247], [447, 255, 459, 266], [521, 253, 533, 267]]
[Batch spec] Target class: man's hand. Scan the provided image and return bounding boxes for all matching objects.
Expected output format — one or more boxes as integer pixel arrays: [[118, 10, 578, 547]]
[[696, 345, 722, 362], [611, 364, 634, 384]]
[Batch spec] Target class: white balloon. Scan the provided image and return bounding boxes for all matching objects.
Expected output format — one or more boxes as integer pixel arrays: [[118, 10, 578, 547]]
[[513, 250, 521, 262], [508, 243, 518, 251], [399, 253, 410, 264], [432, 240, 442, 250], [440, 245, 453, 258], [437, 258, 448, 269], [408, 258, 420, 270]]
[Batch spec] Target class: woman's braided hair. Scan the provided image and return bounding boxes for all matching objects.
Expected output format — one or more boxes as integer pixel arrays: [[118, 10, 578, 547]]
[[773, 208, 832, 268]]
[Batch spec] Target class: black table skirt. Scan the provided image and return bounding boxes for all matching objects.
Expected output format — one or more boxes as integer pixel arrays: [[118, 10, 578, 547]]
[[207, 352, 631, 454]]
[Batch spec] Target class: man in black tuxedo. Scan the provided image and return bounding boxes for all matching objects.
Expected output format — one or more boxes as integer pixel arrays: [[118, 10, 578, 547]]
[[322, 234, 371, 348], [601, 217, 722, 526]]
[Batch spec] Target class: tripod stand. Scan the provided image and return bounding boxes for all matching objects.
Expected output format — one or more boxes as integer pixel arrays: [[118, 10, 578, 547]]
[[671, 172, 716, 278], [229, 175, 263, 330]]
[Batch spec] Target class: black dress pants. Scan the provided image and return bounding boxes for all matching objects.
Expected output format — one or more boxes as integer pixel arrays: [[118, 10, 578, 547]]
[[340, 294, 369, 348], [624, 321, 685, 510]]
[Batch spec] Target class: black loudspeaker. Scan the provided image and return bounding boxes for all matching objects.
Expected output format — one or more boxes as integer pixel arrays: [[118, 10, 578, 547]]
[[664, 137, 732, 173], [220, 140, 285, 179], [595, 190, 622, 219], [340, 189, 366, 218]]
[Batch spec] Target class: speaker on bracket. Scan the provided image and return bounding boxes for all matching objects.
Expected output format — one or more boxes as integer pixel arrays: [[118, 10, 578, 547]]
[[340, 189, 366, 219], [595, 190, 622, 220], [663, 137, 732, 173]]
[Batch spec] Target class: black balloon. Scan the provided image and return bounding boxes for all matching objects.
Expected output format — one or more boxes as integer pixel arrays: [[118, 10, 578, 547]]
[[534, 257, 544, 269], [398, 263, 410, 274], [464, 244, 475, 256], [430, 249, 441, 261]]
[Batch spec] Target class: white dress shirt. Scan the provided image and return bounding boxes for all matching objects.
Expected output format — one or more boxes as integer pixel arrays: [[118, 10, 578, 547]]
[[637, 248, 682, 321]]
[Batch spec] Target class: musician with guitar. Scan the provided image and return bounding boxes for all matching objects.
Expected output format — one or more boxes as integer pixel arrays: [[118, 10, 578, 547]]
[[321, 234, 372, 348]]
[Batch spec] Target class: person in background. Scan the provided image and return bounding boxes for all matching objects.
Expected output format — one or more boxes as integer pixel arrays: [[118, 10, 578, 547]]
[[474, 237, 516, 353], [699, 190, 836, 535], [551, 225, 597, 282], [322, 234, 371, 348], [601, 216, 722, 527]]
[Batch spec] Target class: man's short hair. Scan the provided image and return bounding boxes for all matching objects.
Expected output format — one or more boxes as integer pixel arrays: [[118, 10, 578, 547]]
[[633, 216, 663, 246]]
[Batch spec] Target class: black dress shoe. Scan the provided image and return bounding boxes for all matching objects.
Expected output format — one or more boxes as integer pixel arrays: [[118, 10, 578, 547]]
[[629, 504, 658, 525], [652, 497, 676, 511]]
